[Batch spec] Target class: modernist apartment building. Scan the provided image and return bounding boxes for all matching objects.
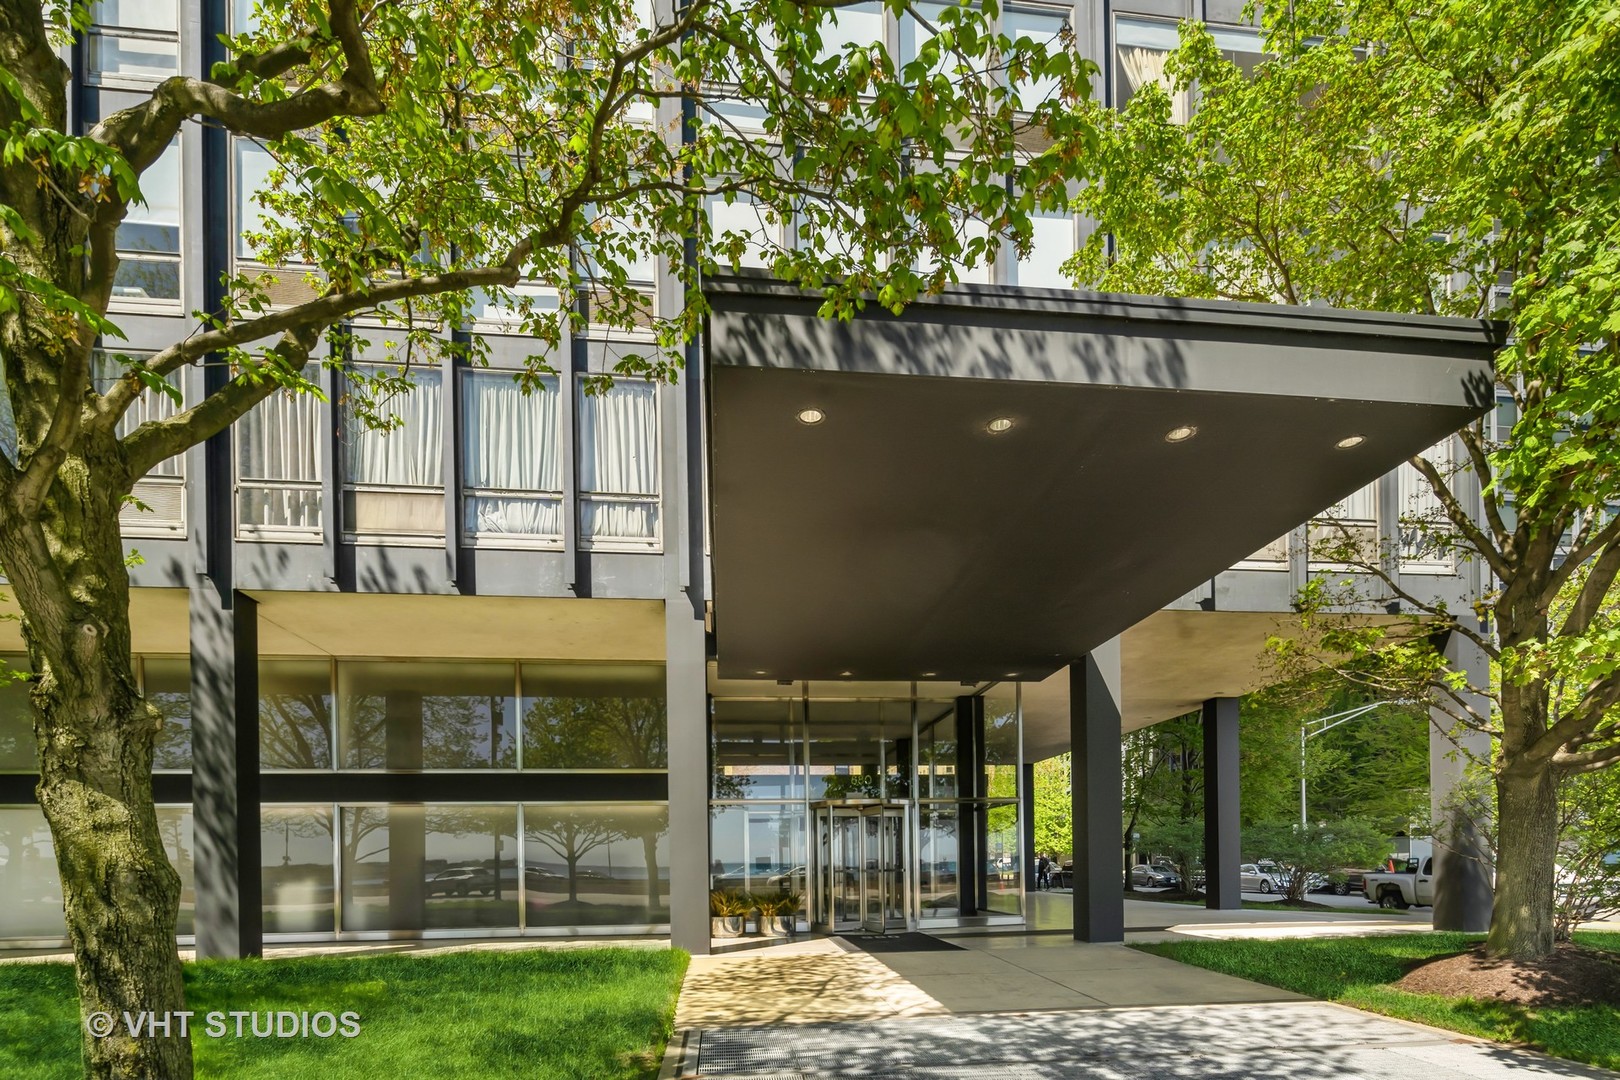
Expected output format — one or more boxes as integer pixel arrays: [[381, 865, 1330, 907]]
[[0, 0, 1501, 954]]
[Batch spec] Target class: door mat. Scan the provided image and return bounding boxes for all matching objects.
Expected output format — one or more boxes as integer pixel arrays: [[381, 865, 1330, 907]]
[[838, 932, 963, 953]]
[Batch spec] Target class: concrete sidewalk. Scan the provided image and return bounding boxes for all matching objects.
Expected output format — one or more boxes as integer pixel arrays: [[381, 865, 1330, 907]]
[[670, 1001, 1617, 1079]]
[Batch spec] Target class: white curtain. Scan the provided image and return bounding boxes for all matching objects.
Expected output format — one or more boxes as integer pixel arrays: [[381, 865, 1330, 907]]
[[1322, 481, 1378, 524], [579, 382, 659, 541], [462, 371, 562, 537], [344, 368, 443, 487], [1120, 47, 1193, 124], [238, 368, 321, 529], [1400, 439, 1453, 564]]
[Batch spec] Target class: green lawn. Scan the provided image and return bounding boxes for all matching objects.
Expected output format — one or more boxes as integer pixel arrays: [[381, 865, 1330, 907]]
[[0, 946, 689, 1080], [1134, 931, 1620, 1070]]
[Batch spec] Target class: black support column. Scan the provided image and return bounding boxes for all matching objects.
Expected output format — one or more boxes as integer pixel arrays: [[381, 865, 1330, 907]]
[[190, 587, 261, 959], [1202, 697, 1242, 910], [1021, 760, 1037, 892], [954, 694, 985, 915], [1071, 641, 1124, 942]]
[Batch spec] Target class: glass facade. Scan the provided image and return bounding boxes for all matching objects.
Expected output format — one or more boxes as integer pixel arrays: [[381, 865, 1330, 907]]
[[710, 683, 1024, 936], [338, 661, 517, 770]]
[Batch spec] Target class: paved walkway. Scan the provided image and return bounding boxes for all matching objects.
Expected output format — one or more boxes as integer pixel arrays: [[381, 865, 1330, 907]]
[[670, 903, 1614, 1080], [670, 1001, 1618, 1079]]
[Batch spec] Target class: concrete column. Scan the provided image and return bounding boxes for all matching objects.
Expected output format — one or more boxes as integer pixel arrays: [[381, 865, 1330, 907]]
[[190, 586, 262, 959], [1071, 640, 1124, 942], [1021, 760, 1037, 892], [1202, 697, 1241, 910], [666, 608, 709, 953], [1431, 626, 1494, 932]]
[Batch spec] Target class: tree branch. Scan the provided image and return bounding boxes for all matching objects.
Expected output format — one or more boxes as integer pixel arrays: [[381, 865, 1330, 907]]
[[1409, 449, 1512, 580], [98, 252, 530, 432], [89, 0, 382, 172], [122, 324, 322, 478]]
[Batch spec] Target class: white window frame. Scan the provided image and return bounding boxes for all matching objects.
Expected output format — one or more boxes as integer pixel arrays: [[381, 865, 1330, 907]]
[[96, 351, 186, 538], [233, 364, 324, 543], [85, 0, 180, 89], [459, 368, 565, 550], [575, 360, 663, 554], [340, 364, 447, 546], [109, 137, 183, 313]]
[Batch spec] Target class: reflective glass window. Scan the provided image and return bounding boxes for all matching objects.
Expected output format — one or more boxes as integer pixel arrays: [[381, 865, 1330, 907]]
[[521, 663, 666, 769], [260, 660, 334, 770], [523, 803, 669, 927], [340, 804, 519, 931], [338, 661, 517, 770], [0, 806, 64, 939], [144, 657, 191, 771], [261, 805, 335, 934]]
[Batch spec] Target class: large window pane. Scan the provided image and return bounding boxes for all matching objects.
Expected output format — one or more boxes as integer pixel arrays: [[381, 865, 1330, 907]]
[[918, 802, 960, 920], [1114, 18, 1191, 122], [158, 806, 195, 935], [462, 372, 561, 541], [261, 806, 334, 934], [145, 657, 191, 771], [915, 702, 957, 799], [117, 142, 180, 255], [524, 803, 668, 927], [817, 1, 883, 61], [578, 381, 659, 546], [234, 139, 298, 263], [708, 803, 806, 924], [711, 698, 802, 799], [343, 366, 444, 537], [806, 699, 910, 800], [0, 659, 35, 771], [237, 367, 322, 535], [260, 660, 333, 769], [1009, 212, 1076, 288], [95, 352, 185, 532], [87, 31, 178, 81], [1005, 5, 1068, 109], [0, 807, 65, 939], [341, 805, 519, 931], [93, 0, 177, 30], [338, 661, 516, 770], [521, 663, 666, 769], [706, 195, 778, 270]]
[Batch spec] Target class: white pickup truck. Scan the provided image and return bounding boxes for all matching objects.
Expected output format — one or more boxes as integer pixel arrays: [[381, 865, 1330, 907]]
[[1362, 855, 1436, 909]]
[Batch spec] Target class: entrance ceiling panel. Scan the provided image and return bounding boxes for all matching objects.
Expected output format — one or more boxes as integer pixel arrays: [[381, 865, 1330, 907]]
[[705, 277, 1500, 683]]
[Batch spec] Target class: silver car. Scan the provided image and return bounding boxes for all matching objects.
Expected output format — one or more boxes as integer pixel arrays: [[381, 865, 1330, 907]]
[[1239, 863, 1281, 894]]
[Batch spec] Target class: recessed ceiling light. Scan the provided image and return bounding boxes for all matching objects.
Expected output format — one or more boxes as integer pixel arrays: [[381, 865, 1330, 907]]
[[796, 407, 825, 425], [1165, 424, 1198, 443], [838, 670, 853, 677], [753, 670, 767, 676], [1336, 434, 1366, 449], [987, 416, 1015, 435], [921, 671, 937, 677], [1005, 672, 1019, 678]]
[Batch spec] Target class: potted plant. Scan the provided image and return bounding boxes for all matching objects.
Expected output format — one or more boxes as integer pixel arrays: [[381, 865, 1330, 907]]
[[754, 891, 802, 939], [709, 890, 747, 938]]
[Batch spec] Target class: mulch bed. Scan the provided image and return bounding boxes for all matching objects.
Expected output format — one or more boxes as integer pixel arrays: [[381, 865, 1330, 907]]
[[1395, 943, 1620, 1008]]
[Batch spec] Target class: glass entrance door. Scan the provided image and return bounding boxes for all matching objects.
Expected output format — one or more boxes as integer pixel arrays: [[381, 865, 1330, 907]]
[[860, 806, 906, 933], [813, 802, 909, 934]]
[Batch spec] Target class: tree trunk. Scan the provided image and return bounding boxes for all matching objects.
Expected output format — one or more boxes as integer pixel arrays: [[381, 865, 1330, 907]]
[[1486, 763, 1559, 961], [0, 418, 194, 1077]]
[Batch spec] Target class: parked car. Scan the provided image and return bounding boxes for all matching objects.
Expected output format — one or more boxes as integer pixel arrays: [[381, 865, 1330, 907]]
[[1316, 869, 1372, 896], [1239, 863, 1283, 894], [425, 865, 495, 897], [1363, 856, 1435, 909], [1129, 864, 1181, 889]]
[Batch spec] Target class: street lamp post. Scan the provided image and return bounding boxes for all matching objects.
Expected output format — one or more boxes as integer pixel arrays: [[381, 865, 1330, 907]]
[[1299, 700, 1418, 825]]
